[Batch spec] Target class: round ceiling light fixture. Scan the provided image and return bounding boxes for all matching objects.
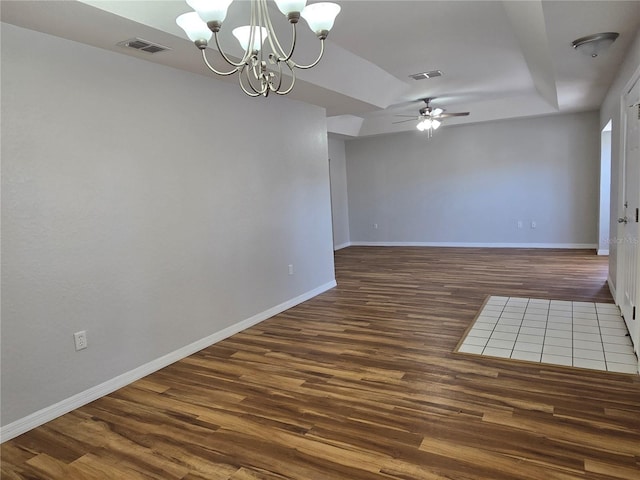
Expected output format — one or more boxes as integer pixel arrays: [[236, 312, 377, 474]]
[[571, 32, 619, 58]]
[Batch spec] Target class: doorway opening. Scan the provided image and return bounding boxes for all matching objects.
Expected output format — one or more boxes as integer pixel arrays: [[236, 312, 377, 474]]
[[598, 120, 612, 255]]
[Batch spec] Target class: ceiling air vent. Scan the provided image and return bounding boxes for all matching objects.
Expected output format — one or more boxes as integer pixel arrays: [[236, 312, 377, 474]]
[[409, 70, 443, 80], [117, 38, 171, 54]]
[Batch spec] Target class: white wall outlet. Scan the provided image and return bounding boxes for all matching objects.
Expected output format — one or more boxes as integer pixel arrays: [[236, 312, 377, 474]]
[[531, 220, 537, 229], [288, 264, 294, 275], [373, 223, 378, 229], [74, 330, 87, 351], [517, 220, 523, 229]]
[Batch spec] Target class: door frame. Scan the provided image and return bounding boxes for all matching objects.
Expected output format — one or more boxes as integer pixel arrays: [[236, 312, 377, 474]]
[[614, 67, 640, 357]]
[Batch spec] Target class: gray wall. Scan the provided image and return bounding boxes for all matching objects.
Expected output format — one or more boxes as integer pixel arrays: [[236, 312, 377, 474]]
[[328, 137, 350, 249], [600, 29, 640, 292], [346, 112, 600, 246], [1, 23, 335, 427]]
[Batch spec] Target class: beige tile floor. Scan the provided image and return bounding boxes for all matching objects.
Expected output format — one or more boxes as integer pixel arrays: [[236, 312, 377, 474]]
[[458, 296, 638, 374]]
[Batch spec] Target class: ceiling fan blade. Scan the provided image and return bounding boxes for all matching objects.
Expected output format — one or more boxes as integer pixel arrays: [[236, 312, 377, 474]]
[[394, 114, 419, 118], [392, 119, 418, 125], [436, 112, 470, 118]]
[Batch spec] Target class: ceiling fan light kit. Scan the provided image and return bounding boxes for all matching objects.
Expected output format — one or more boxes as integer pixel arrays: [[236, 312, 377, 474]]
[[571, 32, 619, 58], [176, 0, 341, 97], [393, 98, 469, 138], [416, 118, 441, 137]]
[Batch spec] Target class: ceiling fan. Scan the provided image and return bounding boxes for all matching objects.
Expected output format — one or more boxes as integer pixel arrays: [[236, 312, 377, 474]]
[[393, 98, 470, 136]]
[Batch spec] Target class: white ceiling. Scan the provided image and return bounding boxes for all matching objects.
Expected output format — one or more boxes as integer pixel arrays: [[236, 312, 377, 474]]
[[2, 0, 639, 138]]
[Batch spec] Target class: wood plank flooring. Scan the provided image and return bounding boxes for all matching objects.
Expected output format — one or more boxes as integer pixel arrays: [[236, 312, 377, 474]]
[[2, 247, 639, 479]]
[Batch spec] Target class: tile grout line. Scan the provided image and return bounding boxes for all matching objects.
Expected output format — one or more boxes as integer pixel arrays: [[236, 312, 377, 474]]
[[540, 301, 550, 364], [551, 302, 573, 366], [481, 296, 507, 355], [494, 296, 514, 355], [595, 304, 609, 372], [510, 297, 528, 359]]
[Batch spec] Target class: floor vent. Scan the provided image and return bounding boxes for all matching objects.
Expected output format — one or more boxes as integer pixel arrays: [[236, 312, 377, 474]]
[[117, 38, 171, 54]]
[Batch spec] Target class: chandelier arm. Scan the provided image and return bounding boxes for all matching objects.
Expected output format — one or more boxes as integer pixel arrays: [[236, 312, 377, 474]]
[[268, 58, 284, 93], [281, 23, 297, 62], [245, 63, 262, 95], [238, 80, 262, 97], [210, 0, 258, 69], [246, 61, 269, 96], [249, 55, 264, 85], [274, 61, 296, 95], [201, 49, 239, 76], [254, 0, 262, 65], [272, 21, 296, 62], [213, 32, 249, 68], [290, 40, 325, 70], [248, 0, 260, 65], [238, 65, 263, 97], [262, 4, 292, 60], [257, 0, 272, 70]]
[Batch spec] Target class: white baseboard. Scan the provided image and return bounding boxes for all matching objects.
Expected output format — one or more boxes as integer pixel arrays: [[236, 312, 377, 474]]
[[0, 280, 336, 443], [333, 242, 351, 251], [608, 276, 617, 303], [349, 241, 598, 249], [598, 249, 610, 256]]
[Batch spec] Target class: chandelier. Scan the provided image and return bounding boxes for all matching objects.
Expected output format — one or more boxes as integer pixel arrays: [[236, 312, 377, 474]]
[[176, 0, 341, 97]]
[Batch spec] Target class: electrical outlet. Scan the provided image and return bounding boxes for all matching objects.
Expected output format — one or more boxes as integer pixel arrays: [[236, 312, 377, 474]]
[[373, 223, 378, 229], [517, 220, 523, 229], [531, 220, 537, 229], [288, 264, 294, 275], [74, 330, 87, 351]]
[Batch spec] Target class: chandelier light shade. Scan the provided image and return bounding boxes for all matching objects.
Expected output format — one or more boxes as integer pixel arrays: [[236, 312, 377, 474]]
[[301, 2, 341, 34], [176, 12, 213, 42], [232, 26, 269, 51], [275, 0, 308, 17], [187, 0, 234, 25], [176, 0, 341, 97]]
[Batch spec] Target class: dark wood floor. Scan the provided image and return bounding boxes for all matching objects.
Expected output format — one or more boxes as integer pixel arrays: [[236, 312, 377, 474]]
[[2, 247, 639, 479]]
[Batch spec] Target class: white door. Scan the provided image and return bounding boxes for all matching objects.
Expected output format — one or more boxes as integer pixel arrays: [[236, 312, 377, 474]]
[[619, 77, 640, 354]]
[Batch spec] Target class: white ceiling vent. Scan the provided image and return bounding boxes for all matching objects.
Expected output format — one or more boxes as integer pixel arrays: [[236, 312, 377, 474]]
[[117, 38, 171, 54], [409, 70, 443, 80]]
